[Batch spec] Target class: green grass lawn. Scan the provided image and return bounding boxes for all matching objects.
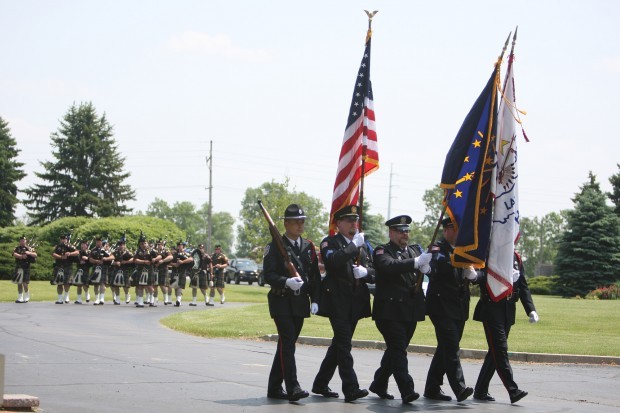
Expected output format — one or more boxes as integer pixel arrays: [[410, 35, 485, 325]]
[[3, 281, 619, 356]]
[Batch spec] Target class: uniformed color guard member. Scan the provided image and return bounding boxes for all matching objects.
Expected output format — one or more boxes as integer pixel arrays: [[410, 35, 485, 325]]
[[369, 215, 432, 403], [263, 203, 321, 402], [472, 251, 538, 404], [423, 217, 477, 402], [312, 205, 374, 403]]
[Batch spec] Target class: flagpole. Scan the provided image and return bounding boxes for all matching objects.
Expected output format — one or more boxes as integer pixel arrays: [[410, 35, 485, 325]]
[[497, 28, 519, 179], [358, 10, 378, 231]]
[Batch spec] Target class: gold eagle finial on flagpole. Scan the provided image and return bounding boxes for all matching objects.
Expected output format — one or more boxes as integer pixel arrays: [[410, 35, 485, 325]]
[[364, 10, 378, 42]]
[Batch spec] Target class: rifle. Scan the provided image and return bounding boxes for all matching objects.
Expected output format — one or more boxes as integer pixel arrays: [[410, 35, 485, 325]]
[[257, 200, 298, 279]]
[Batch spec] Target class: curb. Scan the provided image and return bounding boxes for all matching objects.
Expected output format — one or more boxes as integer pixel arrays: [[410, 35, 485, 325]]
[[261, 335, 620, 366]]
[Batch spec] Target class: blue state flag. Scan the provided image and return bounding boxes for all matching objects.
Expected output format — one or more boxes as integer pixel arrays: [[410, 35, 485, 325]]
[[440, 67, 499, 268]]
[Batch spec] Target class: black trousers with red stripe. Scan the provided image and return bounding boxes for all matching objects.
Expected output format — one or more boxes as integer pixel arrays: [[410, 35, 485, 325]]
[[474, 320, 518, 395], [268, 316, 304, 393]]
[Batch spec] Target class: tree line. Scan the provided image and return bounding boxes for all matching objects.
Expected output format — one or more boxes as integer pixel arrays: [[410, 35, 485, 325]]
[[1, 102, 620, 297]]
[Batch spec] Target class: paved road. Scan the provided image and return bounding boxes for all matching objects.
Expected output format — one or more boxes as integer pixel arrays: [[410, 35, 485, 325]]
[[1, 302, 619, 413]]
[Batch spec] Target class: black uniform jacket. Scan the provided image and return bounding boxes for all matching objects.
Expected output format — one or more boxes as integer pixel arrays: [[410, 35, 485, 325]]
[[372, 242, 425, 323], [263, 236, 321, 319], [317, 233, 375, 321], [473, 254, 536, 326], [425, 239, 470, 321]]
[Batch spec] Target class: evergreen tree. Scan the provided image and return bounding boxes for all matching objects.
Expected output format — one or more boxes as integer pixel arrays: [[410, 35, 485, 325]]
[[555, 172, 620, 297], [23, 102, 136, 224], [608, 163, 620, 216], [0, 117, 26, 227]]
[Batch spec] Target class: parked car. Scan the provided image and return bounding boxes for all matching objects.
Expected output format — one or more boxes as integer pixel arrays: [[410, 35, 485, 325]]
[[225, 258, 260, 285]]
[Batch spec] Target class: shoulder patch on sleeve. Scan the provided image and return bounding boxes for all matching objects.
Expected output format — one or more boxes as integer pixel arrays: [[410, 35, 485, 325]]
[[375, 248, 384, 255], [431, 245, 440, 252], [321, 241, 328, 249], [263, 245, 270, 258]]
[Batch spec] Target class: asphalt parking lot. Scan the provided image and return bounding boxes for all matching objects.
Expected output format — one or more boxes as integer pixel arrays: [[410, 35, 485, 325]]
[[1, 302, 619, 413]]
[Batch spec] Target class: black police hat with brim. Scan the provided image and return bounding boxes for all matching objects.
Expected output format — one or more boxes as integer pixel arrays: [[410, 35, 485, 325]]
[[60, 233, 68, 239], [282, 204, 306, 220], [441, 217, 454, 228], [334, 205, 360, 221], [385, 215, 412, 230], [19, 235, 26, 241]]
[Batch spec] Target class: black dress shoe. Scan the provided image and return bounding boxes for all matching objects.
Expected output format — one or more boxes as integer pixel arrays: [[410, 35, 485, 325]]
[[369, 383, 394, 400], [288, 388, 309, 402], [457, 387, 473, 402], [344, 388, 368, 403], [424, 389, 452, 401], [510, 389, 528, 404], [312, 386, 339, 398], [474, 392, 495, 401], [402, 392, 420, 404], [267, 389, 288, 400]]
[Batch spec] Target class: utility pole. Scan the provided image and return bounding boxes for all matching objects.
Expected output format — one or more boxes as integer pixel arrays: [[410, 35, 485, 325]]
[[206, 141, 213, 251]]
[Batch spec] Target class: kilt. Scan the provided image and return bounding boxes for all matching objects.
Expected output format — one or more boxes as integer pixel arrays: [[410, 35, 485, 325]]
[[213, 269, 225, 289], [51, 265, 72, 285], [156, 266, 170, 286], [110, 268, 126, 287], [12, 267, 30, 284], [135, 267, 155, 286], [189, 269, 209, 289], [170, 268, 188, 289], [90, 265, 109, 285]]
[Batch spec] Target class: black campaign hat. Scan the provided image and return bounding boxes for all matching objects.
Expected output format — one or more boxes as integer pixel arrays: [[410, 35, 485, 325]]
[[334, 205, 360, 221], [385, 215, 412, 230], [60, 233, 68, 239], [441, 217, 454, 228], [283, 204, 306, 219], [19, 235, 27, 241]]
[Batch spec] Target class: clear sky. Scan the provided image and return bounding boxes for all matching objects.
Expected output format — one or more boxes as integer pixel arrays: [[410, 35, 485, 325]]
[[2, 0, 619, 227]]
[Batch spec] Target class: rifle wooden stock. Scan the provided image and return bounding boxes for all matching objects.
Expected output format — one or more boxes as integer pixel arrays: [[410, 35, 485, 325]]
[[257, 200, 297, 278]]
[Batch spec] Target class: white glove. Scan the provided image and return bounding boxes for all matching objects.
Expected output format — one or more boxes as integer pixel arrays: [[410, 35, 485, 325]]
[[414, 252, 432, 269], [209, 281, 214, 288], [463, 266, 477, 280], [311, 302, 319, 315], [352, 265, 367, 279], [285, 277, 304, 291], [352, 232, 365, 248], [512, 269, 521, 283], [419, 264, 431, 274], [529, 311, 539, 323]]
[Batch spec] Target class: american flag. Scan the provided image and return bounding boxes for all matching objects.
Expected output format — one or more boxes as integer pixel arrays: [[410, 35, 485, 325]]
[[329, 29, 379, 234]]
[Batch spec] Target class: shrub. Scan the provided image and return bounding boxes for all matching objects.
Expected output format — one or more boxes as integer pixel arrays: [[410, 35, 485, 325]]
[[585, 284, 620, 300], [527, 275, 559, 295]]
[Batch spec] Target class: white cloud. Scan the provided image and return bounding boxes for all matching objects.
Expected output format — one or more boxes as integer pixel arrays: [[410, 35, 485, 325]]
[[164, 30, 273, 63]]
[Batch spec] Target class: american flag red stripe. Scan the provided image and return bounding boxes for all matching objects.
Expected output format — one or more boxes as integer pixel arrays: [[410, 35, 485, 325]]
[[329, 32, 379, 234]]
